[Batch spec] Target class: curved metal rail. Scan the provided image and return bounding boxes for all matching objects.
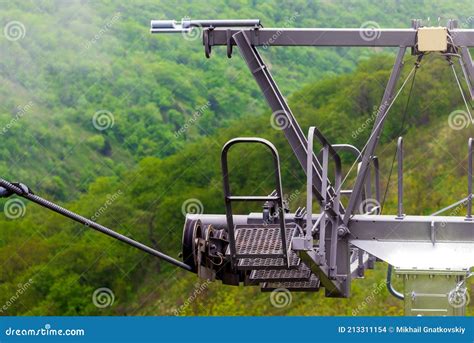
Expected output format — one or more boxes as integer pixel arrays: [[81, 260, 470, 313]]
[[221, 137, 289, 266]]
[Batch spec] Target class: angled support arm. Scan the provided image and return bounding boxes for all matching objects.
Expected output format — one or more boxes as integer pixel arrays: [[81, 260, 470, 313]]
[[232, 30, 343, 217], [343, 47, 407, 225], [459, 47, 474, 99]]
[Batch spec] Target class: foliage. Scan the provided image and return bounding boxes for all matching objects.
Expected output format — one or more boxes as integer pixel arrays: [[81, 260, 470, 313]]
[[0, 0, 473, 316], [1, 0, 472, 198]]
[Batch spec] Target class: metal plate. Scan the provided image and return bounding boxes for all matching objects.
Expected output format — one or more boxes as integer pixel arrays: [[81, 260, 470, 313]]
[[261, 274, 321, 292], [232, 224, 296, 257], [351, 240, 474, 270], [250, 264, 311, 282], [397, 271, 467, 316], [237, 253, 300, 270]]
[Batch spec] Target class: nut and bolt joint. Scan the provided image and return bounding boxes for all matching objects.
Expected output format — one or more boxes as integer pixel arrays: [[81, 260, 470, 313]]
[[337, 225, 349, 237]]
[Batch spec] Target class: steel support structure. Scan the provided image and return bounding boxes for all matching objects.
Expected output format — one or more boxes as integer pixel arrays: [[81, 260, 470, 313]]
[[232, 30, 341, 215], [120, 19, 474, 311], [197, 24, 474, 222], [343, 48, 407, 225]]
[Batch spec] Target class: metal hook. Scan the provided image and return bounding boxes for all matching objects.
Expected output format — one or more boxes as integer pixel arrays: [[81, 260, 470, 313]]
[[226, 29, 233, 58], [204, 29, 212, 58]]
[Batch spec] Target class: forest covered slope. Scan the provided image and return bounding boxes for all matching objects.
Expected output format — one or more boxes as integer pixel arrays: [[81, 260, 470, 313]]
[[1, 0, 472, 198], [1, 54, 473, 315], [0, 0, 473, 315]]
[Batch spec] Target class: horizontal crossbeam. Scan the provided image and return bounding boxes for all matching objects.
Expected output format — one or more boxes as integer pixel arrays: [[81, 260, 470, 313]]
[[205, 28, 474, 47], [348, 214, 474, 242]]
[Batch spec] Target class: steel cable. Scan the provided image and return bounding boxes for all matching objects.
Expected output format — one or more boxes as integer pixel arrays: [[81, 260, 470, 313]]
[[0, 178, 192, 271]]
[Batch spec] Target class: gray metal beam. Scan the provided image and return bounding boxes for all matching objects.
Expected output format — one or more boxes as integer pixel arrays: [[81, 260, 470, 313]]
[[343, 47, 407, 225], [205, 28, 474, 47], [187, 212, 474, 243], [299, 250, 346, 297], [459, 47, 474, 99], [348, 215, 474, 242], [453, 30, 474, 47]]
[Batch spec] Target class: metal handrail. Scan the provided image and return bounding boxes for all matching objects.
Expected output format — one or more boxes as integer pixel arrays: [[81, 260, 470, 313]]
[[221, 137, 288, 266], [307, 127, 342, 269], [396, 137, 404, 218], [319, 144, 380, 212], [386, 264, 404, 300], [467, 138, 473, 219]]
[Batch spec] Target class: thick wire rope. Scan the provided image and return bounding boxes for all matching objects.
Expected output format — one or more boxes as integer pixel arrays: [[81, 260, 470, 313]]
[[381, 66, 418, 212], [451, 61, 474, 121], [0, 178, 192, 271]]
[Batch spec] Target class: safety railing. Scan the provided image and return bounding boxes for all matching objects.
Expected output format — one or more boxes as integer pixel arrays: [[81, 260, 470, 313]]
[[221, 137, 289, 266]]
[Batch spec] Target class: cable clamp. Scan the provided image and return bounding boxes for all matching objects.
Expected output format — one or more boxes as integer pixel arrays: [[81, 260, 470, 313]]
[[0, 182, 33, 198]]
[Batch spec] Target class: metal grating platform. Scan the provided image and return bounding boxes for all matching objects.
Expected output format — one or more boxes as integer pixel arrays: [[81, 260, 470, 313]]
[[249, 263, 312, 282], [231, 224, 296, 257], [237, 252, 300, 270], [260, 274, 321, 292]]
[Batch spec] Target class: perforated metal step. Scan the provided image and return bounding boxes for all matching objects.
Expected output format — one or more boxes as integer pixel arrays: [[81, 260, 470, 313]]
[[237, 252, 300, 270], [249, 263, 311, 282], [230, 224, 296, 258], [260, 274, 321, 292]]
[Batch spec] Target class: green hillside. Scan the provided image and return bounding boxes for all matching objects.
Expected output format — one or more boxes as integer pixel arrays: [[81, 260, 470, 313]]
[[1, 0, 472, 199], [1, 50, 473, 315], [0, 0, 473, 316]]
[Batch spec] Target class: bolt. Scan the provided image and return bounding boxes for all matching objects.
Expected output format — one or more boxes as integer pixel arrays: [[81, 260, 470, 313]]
[[337, 225, 348, 237]]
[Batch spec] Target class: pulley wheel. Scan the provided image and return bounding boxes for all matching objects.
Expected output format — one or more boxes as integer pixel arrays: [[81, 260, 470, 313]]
[[182, 218, 202, 272]]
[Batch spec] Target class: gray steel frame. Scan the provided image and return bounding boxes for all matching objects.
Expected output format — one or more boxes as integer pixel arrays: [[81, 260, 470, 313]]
[[228, 28, 408, 295], [231, 30, 341, 217], [151, 18, 474, 297], [344, 47, 406, 225], [306, 127, 342, 278]]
